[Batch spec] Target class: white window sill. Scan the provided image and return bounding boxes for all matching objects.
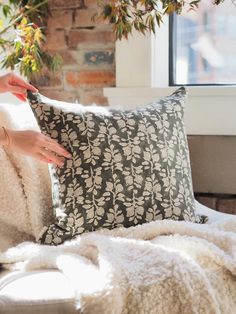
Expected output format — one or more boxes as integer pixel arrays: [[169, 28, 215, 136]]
[[104, 86, 236, 135]]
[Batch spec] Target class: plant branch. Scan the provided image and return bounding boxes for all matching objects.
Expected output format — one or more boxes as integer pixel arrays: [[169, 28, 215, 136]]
[[0, 0, 48, 37]]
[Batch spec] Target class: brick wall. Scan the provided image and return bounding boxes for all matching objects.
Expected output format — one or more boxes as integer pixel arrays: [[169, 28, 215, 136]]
[[35, 0, 115, 105], [195, 194, 236, 215]]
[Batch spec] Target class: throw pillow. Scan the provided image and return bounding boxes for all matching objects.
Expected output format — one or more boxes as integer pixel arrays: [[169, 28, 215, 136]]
[[27, 87, 207, 245]]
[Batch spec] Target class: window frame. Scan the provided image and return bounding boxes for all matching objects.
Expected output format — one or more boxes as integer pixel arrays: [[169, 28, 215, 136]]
[[168, 13, 175, 87], [104, 14, 236, 135], [168, 13, 236, 87]]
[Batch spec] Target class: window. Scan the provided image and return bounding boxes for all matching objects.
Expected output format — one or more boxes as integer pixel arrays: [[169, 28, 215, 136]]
[[170, 0, 236, 86]]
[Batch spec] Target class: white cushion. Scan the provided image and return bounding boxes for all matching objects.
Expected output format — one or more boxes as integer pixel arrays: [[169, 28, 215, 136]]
[[0, 202, 233, 314]]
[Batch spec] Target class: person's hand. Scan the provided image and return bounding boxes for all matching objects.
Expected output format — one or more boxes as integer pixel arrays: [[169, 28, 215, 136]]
[[7, 129, 71, 167], [0, 72, 38, 102]]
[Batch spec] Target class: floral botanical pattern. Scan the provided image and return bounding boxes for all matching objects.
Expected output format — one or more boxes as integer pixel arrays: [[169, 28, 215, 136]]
[[27, 87, 207, 245]]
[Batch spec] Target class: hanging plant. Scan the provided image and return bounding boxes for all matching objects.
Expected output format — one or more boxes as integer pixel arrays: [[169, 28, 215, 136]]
[[96, 0, 228, 39], [0, 0, 61, 80]]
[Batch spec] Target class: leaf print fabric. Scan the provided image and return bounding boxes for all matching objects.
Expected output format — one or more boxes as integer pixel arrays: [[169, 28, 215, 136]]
[[27, 87, 208, 245]]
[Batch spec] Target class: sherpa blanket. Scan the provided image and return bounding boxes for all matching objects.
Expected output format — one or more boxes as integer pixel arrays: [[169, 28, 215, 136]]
[[0, 103, 53, 251], [1, 216, 236, 314]]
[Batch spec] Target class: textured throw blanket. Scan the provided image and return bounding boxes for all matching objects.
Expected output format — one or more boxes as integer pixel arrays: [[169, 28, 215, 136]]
[[1, 216, 236, 314], [0, 103, 53, 251]]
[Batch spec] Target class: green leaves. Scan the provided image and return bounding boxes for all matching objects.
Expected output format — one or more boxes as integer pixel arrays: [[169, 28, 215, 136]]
[[0, 0, 59, 80], [2, 4, 12, 17], [103, 4, 113, 17], [96, 0, 225, 39]]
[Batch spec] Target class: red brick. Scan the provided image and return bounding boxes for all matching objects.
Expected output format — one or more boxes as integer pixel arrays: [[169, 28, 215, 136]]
[[68, 30, 115, 49], [84, 50, 114, 66], [47, 10, 72, 29], [195, 195, 217, 210], [66, 70, 115, 87], [59, 49, 115, 69], [50, 0, 83, 9], [84, 0, 99, 8], [32, 71, 62, 88], [74, 8, 104, 27], [45, 30, 67, 50], [217, 199, 236, 215], [39, 89, 79, 102], [59, 51, 77, 66], [82, 88, 108, 105]]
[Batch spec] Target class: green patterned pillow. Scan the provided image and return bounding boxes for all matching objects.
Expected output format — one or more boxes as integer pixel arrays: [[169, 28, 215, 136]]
[[27, 87, 207, 245]]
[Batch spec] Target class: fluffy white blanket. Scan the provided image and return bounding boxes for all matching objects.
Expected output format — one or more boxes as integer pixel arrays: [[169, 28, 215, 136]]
[[0, 103, 53, 251], [1, 216, 236, 314]]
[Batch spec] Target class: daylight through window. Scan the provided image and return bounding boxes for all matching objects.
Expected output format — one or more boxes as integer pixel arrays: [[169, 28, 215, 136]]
[[170, 0, 236, 85]]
